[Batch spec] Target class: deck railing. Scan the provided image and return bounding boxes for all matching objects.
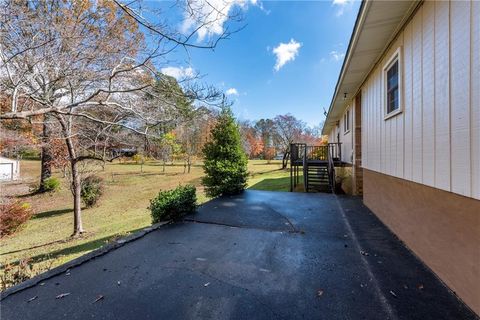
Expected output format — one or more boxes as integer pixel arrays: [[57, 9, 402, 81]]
[[290, 143, 342, 163], [289, 142, 342, 192]]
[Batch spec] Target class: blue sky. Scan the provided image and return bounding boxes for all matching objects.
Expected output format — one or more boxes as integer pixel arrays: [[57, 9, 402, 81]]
[[158, 0, 360, 127]]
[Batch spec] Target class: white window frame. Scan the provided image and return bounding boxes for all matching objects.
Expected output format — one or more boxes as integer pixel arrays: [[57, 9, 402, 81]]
[[383, 47, 403, 120], [343, 109, 350, 134]]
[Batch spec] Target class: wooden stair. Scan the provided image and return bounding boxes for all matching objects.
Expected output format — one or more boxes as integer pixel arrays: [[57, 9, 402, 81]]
[[290, 143, 341, 193], [305, 163, 331, 193]]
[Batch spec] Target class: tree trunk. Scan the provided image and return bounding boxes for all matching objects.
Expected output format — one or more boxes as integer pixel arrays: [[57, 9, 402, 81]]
[[71, 160, 84, 236], [38, 116, 53, 192], [281, 152, 289, 169], [58, 115, 84, 236]]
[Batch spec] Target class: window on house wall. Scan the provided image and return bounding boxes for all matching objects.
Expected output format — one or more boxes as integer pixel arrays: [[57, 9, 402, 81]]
[[344, 109, 350, 134], [383, 48, 402, 119]]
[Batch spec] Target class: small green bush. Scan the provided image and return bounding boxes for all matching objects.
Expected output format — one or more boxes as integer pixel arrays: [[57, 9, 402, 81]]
[[80, 175, 104, 207], [132, 154, 144, 164], [150, 185, 197, 223], [42, 177, 61, 193]]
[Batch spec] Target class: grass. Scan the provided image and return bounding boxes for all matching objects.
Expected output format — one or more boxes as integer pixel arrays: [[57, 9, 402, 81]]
[[0, 159, 290, 288]]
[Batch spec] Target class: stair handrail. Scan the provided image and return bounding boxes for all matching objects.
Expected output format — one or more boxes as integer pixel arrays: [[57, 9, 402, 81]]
[[327, 144, 336, 194], [303, 144, 308, 192]]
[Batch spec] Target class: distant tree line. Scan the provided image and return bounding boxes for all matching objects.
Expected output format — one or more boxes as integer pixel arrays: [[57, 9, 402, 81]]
[[238, 114, 326, 167]]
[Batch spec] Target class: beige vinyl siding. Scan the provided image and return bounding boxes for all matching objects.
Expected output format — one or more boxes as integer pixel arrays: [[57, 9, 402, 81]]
[[341, 106, 353, 164], [328, 129, 336, 145], [361, 0, 480, 200], [473, 0, 480, 199], [403, 21, 413, 181], [328, 103, 354, 164], [434, 0, 451, 191], [422, 0, 435, 187], [451, 1, 471, 196]]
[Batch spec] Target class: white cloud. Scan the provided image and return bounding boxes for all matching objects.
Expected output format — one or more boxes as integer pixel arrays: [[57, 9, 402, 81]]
[[272, 39, 302, 71], [330, 50, 345, 62], [226, 88, 239, 96], [182, 0, 259, 42], [332, 0, 355, 17], [160, 66, 195, 80]]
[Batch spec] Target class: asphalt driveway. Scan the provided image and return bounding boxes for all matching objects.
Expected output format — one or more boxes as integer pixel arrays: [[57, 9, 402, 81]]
[[1, 190, 477, 319]]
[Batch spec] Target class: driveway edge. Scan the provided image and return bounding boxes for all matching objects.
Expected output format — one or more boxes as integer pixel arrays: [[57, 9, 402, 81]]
[[0, 221, 171, 300]]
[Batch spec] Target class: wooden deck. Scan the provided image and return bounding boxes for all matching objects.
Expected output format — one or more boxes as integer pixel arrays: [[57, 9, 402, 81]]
[[289, 143, 344, 193]]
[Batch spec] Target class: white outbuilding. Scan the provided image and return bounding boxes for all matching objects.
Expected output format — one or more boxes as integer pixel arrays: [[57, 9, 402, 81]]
[[0, 156, 20, 181]]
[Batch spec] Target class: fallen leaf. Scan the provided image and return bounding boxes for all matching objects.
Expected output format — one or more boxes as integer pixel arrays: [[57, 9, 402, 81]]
[[27, 296, 38, 302], [389, 290, 398, 298], [56, 293, 70, 299], [92, 295, 104, 303], [204, 282, 210, 287]]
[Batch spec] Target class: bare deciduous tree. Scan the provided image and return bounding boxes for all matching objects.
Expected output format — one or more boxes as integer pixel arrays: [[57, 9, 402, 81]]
[[273, 114, 306, 168], [0, 0, 237, 236]]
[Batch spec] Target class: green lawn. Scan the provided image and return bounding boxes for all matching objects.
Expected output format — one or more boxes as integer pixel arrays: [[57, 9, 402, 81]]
[[0, 159, 290, 289]]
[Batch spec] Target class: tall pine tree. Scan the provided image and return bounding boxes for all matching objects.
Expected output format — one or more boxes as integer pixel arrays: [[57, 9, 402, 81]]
[[202, 107, 248, 197]]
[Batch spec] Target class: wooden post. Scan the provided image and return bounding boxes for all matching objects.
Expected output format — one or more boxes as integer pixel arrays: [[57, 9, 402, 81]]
[[353, 93, 363, 195]]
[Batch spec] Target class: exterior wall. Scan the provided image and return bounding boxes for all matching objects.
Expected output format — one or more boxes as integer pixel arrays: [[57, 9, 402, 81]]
[[328, 128, 337, 146], [361, 0, 480, 200], [327, 101, 355, 164], [363, 169, 480, 315]]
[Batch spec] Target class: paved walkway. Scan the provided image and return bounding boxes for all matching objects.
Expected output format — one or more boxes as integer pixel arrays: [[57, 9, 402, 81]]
[[1, 191, 477, 319]]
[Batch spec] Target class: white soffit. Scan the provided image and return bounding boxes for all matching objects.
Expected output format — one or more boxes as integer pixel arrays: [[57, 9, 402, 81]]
[[322, 0, 418, 135]]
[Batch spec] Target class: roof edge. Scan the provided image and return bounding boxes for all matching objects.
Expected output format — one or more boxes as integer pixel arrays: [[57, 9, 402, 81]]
[[321, 0, 369, 135]]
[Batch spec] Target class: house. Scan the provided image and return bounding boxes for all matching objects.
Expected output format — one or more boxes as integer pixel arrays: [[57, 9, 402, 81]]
[[322, 0, 479, 315], [0, 156, 20, 181]]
